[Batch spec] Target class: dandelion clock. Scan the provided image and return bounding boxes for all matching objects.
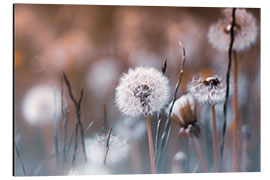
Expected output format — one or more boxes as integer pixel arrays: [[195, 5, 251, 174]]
[[115, 66, 170, 173]]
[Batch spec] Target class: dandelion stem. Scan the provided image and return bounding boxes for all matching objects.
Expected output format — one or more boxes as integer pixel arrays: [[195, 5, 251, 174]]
[[211, 105, 219, 172], [104, 127, 113, 165], [154, 112, 162, 162], [146, 115, 156, 173], [192, 137, 208, 173], [232, 50, 239, 171], [221, 8, 236, 169]]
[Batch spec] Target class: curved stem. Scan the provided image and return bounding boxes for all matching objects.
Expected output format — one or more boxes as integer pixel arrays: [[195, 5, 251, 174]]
[[146, 116, 156, 173], [221, 8, 237, 167], [211, 105, 219, 172], [192, 137, 208, 172], [156, 41, 186, 171]]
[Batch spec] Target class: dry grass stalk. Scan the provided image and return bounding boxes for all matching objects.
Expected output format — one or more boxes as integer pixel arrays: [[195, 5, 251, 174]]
[[63, 72, 87, 167], [156, 41, 186, 171]]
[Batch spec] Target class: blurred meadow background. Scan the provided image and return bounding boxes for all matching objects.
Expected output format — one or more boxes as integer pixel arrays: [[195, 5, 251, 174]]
[[14, 4, 260, 176]]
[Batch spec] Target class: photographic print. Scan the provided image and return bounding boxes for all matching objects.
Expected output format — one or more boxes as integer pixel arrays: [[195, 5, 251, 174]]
[[13, 4, 260, 176]]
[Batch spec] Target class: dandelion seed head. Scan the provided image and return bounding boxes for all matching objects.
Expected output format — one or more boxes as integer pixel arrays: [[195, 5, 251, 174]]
[[208, 8, 258, 52], [187, 76, 226, 105], [115, 67, 170, 117], [86, 134, 130, 165], [22, 85, 61, 125]]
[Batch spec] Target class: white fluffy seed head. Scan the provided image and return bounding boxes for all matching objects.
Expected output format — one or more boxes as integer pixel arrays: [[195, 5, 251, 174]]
[[22, 85, 61, 125], [187, 76, 226, 105], [208, 8, 258, 52], [115, 67, 170, 117], [86, 133, 130, 165]]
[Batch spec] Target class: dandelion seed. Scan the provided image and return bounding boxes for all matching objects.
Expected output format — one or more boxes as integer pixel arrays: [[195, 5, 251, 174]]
[[208, 8, 258, 52], [22, 85, 61, 125], [187, 76, 226, 105], [115, 67, 170, 117], [86, 133, 130, 165], [170, 94, 200, 137]]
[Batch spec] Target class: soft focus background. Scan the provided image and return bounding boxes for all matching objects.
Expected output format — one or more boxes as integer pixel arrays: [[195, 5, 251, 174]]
[[14, 4, 260, 175]]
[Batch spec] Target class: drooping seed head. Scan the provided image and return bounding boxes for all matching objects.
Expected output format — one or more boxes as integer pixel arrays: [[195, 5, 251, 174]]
[[170, 94, 200, 137]]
